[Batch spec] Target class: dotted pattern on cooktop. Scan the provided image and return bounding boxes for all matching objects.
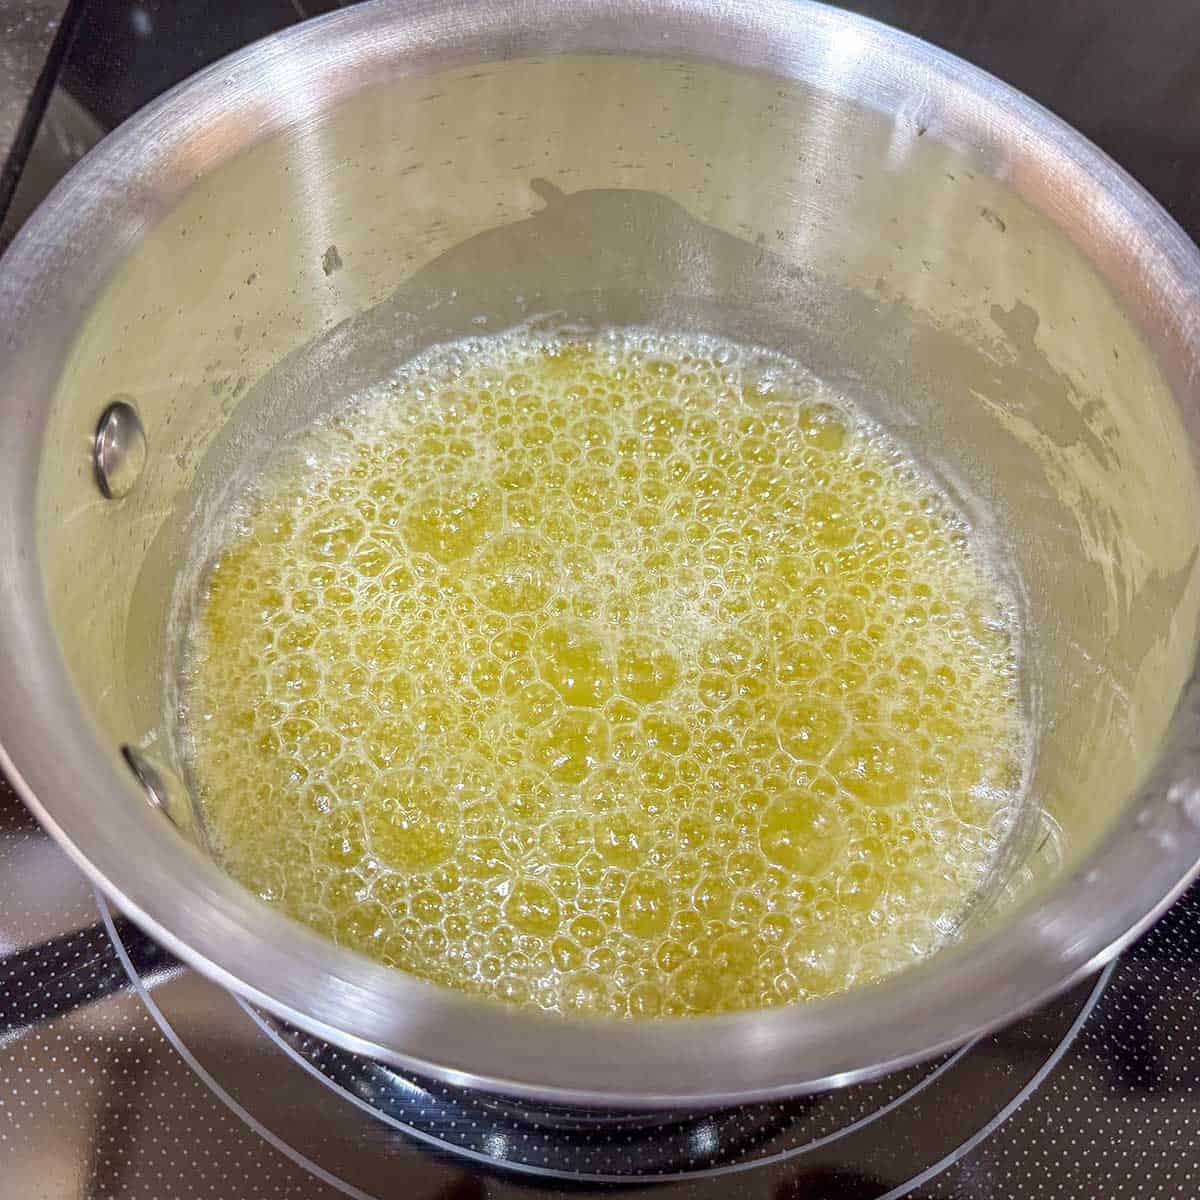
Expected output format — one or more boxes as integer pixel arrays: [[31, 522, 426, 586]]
[[922, 891, 1200, 1199], [0, 782, 347, 1200]]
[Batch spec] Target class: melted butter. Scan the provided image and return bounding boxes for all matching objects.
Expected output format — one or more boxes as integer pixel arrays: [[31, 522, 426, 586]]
[[182, 328, 1025, 1016]]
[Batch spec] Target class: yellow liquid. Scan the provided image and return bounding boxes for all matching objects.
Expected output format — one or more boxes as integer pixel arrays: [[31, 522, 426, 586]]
[[183, 328, 1024, 1017]]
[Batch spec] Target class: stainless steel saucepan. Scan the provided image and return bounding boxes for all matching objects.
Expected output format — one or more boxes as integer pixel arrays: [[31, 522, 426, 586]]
[[2, 0, 1200, 1107]]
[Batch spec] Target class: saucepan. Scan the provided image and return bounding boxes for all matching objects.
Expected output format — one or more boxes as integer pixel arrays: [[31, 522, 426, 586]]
[[2, 0, 1200, 1106]]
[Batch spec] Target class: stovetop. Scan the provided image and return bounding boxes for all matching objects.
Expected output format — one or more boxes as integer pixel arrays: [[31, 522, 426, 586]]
[[3, 2, 1200, 1197]]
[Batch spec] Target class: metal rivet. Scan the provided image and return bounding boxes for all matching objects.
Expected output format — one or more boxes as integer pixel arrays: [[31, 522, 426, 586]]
[[94, 399, 146, 499], [121, 745, 194, 835], [121, 745, 166, 810]]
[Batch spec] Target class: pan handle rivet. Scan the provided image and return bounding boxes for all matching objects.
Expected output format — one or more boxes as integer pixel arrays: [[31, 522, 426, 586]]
[[93, 399, 146, 499], [121, 746, 194, 836]]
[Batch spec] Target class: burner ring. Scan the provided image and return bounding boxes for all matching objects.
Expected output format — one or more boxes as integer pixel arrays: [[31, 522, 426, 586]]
[[243, 1002, 971, 1180], [101, 893, 1110, 1195]]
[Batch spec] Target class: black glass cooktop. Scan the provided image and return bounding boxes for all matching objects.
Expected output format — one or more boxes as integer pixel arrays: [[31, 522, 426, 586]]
[[2, 2, 1200, 1197]]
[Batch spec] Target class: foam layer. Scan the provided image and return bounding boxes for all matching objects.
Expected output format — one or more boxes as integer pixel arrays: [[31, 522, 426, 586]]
[[182, 327, 1025, 1017]]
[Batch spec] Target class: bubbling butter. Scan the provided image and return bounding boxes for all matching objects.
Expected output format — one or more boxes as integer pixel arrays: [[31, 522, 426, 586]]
[[181, 327, 1025, 1017]]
